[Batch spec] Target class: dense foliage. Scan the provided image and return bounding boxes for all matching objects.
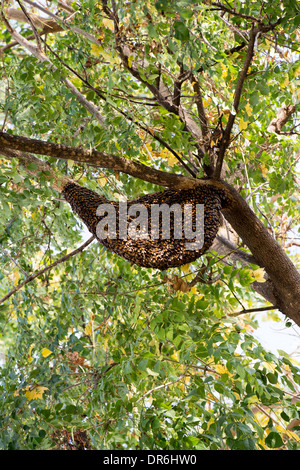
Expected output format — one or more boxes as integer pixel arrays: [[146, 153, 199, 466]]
[[0, 0, 300, 450]]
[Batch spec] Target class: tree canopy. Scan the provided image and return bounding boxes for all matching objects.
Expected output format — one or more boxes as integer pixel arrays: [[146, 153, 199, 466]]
[[0, 0, 300, 451]]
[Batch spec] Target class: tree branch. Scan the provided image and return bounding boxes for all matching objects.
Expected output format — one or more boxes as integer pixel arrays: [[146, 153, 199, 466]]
[[0, 132, 194, 189], [228, 305, 278, 317], [214, 26, 258, 179], [214, 20, 281, 179], [267, 104, 296, 134]]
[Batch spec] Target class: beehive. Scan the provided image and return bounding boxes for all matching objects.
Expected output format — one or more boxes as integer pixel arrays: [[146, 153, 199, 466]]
[[62, 182, 227, 270]]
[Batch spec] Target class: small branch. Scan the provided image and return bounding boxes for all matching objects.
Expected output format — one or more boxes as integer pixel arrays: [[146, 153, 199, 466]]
[[228, 305, 278, 317], [0, 236, 95, 306], [214, 26, 258, 179], [36, 37, 198, 177], [214, 18, 281, 180], [0, 246, 29, 279], [22, 0, 99, 44], [136, 371, 188, 403], [173, 64, 190, 109], [211, 2, 269, 23], [16, 0, 42, 52], [215, 234, 258, 264], [113, 25, 206, 157], [1, 7, 47, 60]]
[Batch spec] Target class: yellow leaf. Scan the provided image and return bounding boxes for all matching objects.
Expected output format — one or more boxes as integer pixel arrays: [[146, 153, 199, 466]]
[[293, 64, 300, 77], [220, 63, 228, 78], [25, 385, 48, 401], [12, 271, 20, 286], [181, 263, 191, 274], [259, 163, 268, 177], [70, 77, 82, 89], [170, 351, 179, 362], [281, 74, 289, 88], [190, 286, 197, 295], [215, 364, 229, 375], [128, 55, 133, 68], [246, 395, 259, 405], [162, 148, 180, 167], [28, 345, 34, 363], [103, 18, 115, 32], [97, 174, 107, 187], [203, 97, 211, 107], [245, 102, 252, 116], [167, 154, 178, 166], [251, 268, 266, 283], [160, 147, 179, 167], [32, 210, 38, 221], [238, 119, 248, 130], [85, 320, 93, 336], [143, 143, 155, 160], [41, 348, 52, 358], [91, 43, 102, 56]]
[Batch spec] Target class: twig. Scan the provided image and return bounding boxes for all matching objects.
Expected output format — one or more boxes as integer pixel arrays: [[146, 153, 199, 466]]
[[0, 236, 95, 306], [214, 19, 280, 179], [228, 305, 278, 317], [16, 0, 42, 52], [1, 9, 106, 127], [0, 246, 29, 279], [136, 372, 188, 403], [211, 2, 268, 23], [220, 278, 246, 311]]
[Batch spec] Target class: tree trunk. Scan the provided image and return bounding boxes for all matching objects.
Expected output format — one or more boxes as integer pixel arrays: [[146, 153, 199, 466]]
[[219, 180, 300, 324]]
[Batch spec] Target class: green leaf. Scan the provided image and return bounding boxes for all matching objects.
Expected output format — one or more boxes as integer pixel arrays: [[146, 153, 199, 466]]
[[173, 22, 190, 42], [265, 431, 284, 449]]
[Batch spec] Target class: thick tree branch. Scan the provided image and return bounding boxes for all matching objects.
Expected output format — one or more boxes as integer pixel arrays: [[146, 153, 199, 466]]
[[221, 181, 300, 324], [0, 146, 73, 191], [267, 105, 297, 134], [0, 132, 193, 189]]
